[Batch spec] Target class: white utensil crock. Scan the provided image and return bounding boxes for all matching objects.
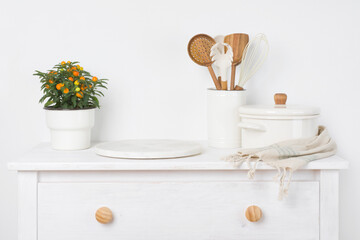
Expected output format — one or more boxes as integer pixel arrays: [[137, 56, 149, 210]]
[[45, 108, 95, 150], [238, 93, 320, 149], [207, 89, 246, 148]]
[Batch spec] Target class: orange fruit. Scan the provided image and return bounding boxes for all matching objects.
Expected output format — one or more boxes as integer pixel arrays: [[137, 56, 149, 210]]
[[74, 80, 79, 86], [49, 80, 54, 84], [76, 65, 80, 69], [71, 66, 77, 71], [67, 61, 71, 64], [63, 88, 69, 94], [73, 71, 79, 76], [54, 72, 57, 74], [56, 83, 64, 90], [89, 84, 92, 88], [61, 61, 66, 65], [68, 77, 74, 81], [76, 92, 83, 98], [80, 76, 85, 80], [92, 76, 98, 82], [45, 84, 50, 89]]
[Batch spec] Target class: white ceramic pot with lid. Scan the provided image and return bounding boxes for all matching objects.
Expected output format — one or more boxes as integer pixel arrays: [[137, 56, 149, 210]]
[[238, 93, 320, 149]]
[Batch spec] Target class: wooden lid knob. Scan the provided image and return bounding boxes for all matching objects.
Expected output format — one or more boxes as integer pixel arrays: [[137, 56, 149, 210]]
[[95, 207, 113, 224], [245, 205, 262, 222], [274, 93, 287, 105]]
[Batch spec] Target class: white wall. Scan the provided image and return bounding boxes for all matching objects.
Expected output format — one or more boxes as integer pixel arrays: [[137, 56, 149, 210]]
[[1, 0, 359, 238]]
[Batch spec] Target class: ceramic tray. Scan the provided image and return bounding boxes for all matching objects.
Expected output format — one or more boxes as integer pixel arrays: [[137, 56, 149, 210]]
[[94, 139, 202, 159]]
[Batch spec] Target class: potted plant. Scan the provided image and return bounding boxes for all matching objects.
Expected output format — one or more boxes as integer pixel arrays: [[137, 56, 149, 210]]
[[34, 61, 108, 150]]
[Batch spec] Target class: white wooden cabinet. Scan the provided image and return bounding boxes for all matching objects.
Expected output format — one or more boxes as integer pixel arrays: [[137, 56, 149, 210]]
[[9, 143, 348, 240]]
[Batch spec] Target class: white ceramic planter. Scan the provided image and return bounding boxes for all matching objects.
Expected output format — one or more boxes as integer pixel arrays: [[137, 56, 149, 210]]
[[45, 108, 95, 150], [238, 93, 320, 148], [207, 89, 246, 148]]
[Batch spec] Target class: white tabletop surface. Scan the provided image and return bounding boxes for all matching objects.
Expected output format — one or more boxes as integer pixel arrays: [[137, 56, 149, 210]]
[[8, 142, 349, 171]]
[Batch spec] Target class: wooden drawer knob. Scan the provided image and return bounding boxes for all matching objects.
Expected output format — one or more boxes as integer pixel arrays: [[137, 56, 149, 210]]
[[274, 93, 287, 105], [95, 207, 113, 224], [245, 205, 262, 222]]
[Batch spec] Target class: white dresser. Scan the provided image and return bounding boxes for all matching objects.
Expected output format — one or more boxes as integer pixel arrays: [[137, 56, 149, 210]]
[[9, 143, 348, 240]]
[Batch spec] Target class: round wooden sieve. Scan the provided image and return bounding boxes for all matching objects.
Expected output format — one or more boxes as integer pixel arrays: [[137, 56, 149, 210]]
[[188, 34, 221, 90]]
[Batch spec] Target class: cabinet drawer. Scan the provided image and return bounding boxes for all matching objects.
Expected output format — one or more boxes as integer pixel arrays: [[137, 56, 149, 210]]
[[38, 181, 319, 240]]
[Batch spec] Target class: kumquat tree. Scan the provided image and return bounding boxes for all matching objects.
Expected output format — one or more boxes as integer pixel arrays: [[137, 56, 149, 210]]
[[34, 61, 108, 109]]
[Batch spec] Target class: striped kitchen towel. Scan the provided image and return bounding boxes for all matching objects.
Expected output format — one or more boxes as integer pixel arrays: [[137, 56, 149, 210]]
[[224, 126, 337, 199]]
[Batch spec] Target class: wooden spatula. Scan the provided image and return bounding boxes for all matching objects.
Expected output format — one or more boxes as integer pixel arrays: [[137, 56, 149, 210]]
[[224, 33, 249, 90], [188, 34, 221, 90]]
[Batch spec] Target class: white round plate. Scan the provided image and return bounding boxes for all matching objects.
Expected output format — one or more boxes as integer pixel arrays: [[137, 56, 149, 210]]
[[94, 140, 202, 159]]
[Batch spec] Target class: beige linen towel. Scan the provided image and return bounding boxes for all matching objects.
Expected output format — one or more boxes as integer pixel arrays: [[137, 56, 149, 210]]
[[224, 126, 337, 199]]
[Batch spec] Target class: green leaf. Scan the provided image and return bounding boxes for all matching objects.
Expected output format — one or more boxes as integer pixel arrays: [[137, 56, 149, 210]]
[[95, 90, 104, 96], [71, 96, 77, 107], [44, 100, 54, 107], [62, 103, 69, 109], [91, 96, 100, 108], [83, 94, 89, 105], [78, 101, 83, 109]]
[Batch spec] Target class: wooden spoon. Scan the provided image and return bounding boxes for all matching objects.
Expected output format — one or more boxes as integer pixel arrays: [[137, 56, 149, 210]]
[[188, 34, 221, 90], [224, 33, 249, 90]]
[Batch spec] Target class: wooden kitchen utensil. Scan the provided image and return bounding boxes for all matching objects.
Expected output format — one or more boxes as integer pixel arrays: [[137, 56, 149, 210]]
[[224, 33, 249, 90], [218, 76, 225, 90], [235, 33, 269, 90], [188, 34, 221, 90]]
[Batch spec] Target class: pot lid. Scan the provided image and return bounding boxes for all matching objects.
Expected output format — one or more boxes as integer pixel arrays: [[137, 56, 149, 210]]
[[239, 93, 320, 117]]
